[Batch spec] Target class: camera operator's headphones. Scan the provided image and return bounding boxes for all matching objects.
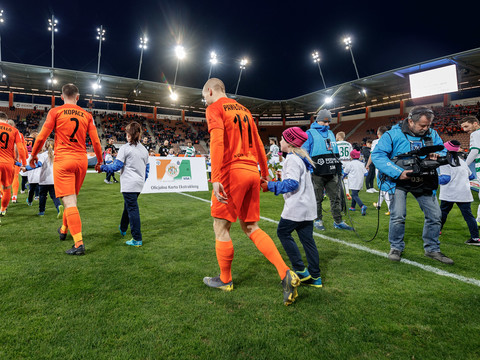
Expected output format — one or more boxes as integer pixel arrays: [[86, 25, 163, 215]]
[[407, 107, 434, 120]]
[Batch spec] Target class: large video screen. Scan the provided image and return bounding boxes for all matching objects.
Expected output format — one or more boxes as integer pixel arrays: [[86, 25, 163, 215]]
[[409, 64, 458, 99]]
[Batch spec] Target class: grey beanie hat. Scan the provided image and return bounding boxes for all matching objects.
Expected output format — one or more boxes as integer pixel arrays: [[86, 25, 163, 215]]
[[316, 109, 332, 122]]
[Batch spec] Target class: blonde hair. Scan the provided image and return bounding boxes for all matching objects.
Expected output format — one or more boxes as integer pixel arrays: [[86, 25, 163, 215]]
[[45, 139, 54, 162]]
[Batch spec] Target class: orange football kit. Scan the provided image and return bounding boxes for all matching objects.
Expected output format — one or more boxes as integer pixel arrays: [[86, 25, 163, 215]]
[[206, 97, 289, 283], [0, 122, 27, 211], [31, 104, 103, 246]]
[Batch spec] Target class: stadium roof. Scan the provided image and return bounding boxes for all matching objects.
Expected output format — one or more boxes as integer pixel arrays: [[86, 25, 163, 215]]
[[1, 47, 480, 119]]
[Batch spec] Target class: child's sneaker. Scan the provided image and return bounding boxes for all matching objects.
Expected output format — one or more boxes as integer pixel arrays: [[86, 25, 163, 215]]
[[126, 239, 142, 247], [361, 205, 367, 216], [119, 225, 126, 237], [295, 268, 312, 282], [57, 205, 64, 219], [314, 219, 325, 231], [26, 198, 32, 206], [349, 207, 356, 211], [465, 238, 480, 246], [37, 212, 45, 216], [333, 221, 353, 231], [303, 276, 323, 288]]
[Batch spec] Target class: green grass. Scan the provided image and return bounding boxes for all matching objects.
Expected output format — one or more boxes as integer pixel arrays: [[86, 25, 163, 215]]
[[1, 174, 480, 359]]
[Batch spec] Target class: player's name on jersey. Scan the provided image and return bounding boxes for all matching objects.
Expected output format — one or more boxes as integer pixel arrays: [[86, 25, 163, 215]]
[[222, 103, 248, 112], [0, 125, 14, 132], [62, 109, 85, 117]]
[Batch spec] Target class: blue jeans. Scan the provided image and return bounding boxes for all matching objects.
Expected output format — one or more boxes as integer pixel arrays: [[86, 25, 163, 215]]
[[389, 189, 441, 252], [277, 218, 321, 278], [120, 192, 142, 241], [350, 189, 364, 208], [440, 201, 479, 239], [38, 184, 61, 212]]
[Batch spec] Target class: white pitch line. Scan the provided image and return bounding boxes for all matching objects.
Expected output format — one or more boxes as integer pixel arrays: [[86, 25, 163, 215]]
[[180, 192, 480, 288]]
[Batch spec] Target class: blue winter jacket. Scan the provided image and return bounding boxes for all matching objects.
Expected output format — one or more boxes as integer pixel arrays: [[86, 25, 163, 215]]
[[371, 121, 446, 193], [302, 122, 339, 157]]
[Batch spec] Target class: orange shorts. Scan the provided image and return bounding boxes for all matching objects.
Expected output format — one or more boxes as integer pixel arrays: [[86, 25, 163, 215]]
[[53, 157, 88, 197], [211, 167, 260, 223], [0, 163, 14, 188]]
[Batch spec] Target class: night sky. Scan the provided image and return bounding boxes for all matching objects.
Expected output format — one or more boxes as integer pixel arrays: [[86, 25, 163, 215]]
[[3, 1, 480, 100]]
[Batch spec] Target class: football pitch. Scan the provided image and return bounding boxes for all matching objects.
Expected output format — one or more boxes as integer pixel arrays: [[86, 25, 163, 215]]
[[1, 173, 479, 359]]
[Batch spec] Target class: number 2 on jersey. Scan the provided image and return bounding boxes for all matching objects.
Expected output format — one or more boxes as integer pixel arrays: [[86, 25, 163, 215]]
[[69, 118, 79, 143]]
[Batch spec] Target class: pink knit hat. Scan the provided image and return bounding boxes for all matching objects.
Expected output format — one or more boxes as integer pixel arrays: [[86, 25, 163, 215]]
[[282, 127, 308, 147], [444, 140, 460, 152], [350, 149, 361, 159]]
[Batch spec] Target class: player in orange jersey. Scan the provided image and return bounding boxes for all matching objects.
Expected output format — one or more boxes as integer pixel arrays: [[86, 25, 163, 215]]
[[30, 84, 103, 255], [6, 120, 26, 203], [0, 112, 27, 219], [201, 78, 300, 306]]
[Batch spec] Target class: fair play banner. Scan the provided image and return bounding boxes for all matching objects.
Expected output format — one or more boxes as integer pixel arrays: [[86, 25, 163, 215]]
[[142, 156, 209, 194]]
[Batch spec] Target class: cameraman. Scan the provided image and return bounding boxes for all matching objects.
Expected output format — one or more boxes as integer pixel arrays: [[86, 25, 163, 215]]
[[302, 109, 352, 231], [371, 106, 453, 265]]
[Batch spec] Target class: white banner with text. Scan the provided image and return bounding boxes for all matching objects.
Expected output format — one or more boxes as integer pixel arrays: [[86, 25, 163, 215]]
[[142, 156, 209, 194]]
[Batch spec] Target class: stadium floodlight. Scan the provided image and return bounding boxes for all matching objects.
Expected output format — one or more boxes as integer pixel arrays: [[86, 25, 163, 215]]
[[137, 35, 148, 80], [173, 45, 185, 89], [325, 97, 333, 104], [47, 77, 58, 85], [92, 81, 101, 90], [235, 57, 248, 96], [208, 51, 218, 79], [170, 91, 178, 101], [312, 50, 326, 89], [343, 35, 360, 79], [0, 10, 4, 62], [96, 25, 106, 75], [47, 15, 58, 69]]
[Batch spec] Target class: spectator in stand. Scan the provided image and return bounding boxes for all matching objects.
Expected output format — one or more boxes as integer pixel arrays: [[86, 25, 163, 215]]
[[141, 136, 154, 153], [438, 140, 480, 246], [158, 140, 170, 157]]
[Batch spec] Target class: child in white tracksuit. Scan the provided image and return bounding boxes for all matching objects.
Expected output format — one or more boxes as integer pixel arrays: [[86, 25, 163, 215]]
[[261, 127, 322, 287], [344, 149, 367, 215]]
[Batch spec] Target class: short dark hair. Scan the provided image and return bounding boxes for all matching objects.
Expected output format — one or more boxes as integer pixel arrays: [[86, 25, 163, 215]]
[[0, 111, 7, 120], [62, 83, 79, 98], [125, 121, 142, 146], [377, 126, 388, 135], [460, 115, 479, 125]]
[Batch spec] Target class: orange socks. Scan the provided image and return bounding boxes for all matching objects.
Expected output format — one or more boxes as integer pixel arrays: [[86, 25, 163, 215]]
[[61, 210, 68, 234], [1, 188, 11, 211], [12, 175, 19, 197], [249, 228, 289, 279], [64, 206, 83, 247], [216, 239, 234, 283]]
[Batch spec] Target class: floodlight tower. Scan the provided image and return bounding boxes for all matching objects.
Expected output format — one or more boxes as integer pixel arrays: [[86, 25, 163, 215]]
[[96, 26, 106, 75], [312, 51, 326, 89], [0, 10, 4, 62], [48, 15, 58, 69], [137, 35, 148, 80], [208, 51, 218, 79], [343, 36, 360, 79], [235, 58, 248, 96]]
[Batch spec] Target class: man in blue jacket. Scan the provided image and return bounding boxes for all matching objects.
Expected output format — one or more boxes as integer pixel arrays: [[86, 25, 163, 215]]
[[371, 106, 453, 264], [302, 109, 352, 231]]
